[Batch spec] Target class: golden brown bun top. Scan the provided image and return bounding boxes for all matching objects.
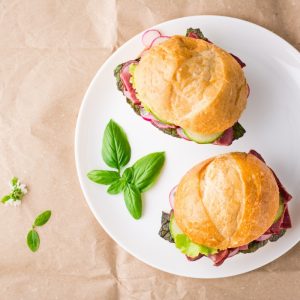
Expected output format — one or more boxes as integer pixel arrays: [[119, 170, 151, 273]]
[[134, 36, 248, 134], [174, 152, 279, 250]]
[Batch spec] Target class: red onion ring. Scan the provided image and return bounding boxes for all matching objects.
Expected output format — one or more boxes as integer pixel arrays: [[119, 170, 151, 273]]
[[176, 128, 190, 140], [142, 29, 162, 48], [149, 35, 171, 48], [139, 108, 157, 122], [256, 234, 272, 242], [228, 248, 240, 258], [152, 120, 176, 129], [238, 244, 249, 251], [169, 186, 177, 209]]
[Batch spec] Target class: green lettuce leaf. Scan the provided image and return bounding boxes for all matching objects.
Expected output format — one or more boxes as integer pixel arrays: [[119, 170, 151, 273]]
[[232, 122, 246, 140], [159, 211, 218, 257], [158, 211, 174, 243], [185, 28, 209, 41], [129, 63, 137, 89], [114, 63, 124, 91], [174, 234, 218, 257], [269, 229, 286, 242]]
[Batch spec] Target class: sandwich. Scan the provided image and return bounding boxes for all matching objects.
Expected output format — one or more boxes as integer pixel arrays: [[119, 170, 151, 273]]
[[114, 28, 249, 145], [159, 150, 292, 266]]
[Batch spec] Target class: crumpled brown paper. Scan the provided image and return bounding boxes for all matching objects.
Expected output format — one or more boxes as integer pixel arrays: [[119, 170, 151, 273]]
[[0, 0, 299, 299]]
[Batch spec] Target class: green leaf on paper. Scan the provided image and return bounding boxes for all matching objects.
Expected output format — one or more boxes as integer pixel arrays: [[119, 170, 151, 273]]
[[27, 230, 40, 252], [11, 177, 18, 186], [1, 195, 10, 203], [34, 210, 52, 227]]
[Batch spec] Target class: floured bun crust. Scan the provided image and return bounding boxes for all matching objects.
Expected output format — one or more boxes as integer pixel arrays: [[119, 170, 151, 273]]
[[134, 36, 248, 134], [174, 152, 279, 249]]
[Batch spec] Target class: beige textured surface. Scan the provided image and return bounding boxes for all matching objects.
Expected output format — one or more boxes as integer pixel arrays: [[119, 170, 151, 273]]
[[0, 0, 299, 299], [175, 153, 279, 249]]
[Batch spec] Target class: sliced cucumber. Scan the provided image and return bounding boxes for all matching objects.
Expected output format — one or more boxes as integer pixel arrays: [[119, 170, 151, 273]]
[[141, 104, 174, 125], [169, 213, 183, 239], [183, 129, 223, 144], [274, 196, 284, 223]]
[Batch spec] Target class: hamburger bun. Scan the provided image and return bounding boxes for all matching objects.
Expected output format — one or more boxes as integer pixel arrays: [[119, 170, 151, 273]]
[[174, 152, 279, 249], [134, 36, 248, 134]]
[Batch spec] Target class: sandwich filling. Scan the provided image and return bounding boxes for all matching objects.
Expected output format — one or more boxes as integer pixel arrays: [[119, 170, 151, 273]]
[[114, 28, 247, 146], [158, 150, 293, 266]]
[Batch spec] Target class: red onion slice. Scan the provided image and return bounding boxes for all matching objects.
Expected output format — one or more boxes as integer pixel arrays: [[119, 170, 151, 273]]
[[209, 249, 229, 266], [213, 127, 234, 146], [256, 234, 272, 242], [187, 32, 199, 39], [247, 84, 250, 97], [142, 29, 162, 48], [228, 248, 240, 258], [149, 35, 171, 48], [152, 120, 176, 129], [139, 107, 156, 122], [169, 186, 177, 209], [238, 244, 249, 251], [176, 128, 191, 140], [230, 53, 246, 68], [123, 90, 132, 99]]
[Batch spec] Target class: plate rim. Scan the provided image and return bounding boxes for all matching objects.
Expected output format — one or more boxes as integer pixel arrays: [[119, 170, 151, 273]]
[[75, 15, 300, 278]]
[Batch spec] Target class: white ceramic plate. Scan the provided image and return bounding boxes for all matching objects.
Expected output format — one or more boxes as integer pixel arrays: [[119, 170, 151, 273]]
[[75, 16, 300, 278]]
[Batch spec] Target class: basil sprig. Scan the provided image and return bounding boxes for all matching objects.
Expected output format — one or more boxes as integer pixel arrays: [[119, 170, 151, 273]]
[[102, 119, 131, 171], [27, 230, 40, 252], [27, 210, 52, 252], [131, 153, 165, 192], [87, 119, 165, 219]]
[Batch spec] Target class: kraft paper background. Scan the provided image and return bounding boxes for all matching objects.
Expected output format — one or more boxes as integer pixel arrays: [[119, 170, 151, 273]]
[[0, 0, 299, 299]]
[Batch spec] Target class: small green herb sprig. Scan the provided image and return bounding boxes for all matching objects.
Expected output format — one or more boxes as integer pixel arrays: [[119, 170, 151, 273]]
[[27, 210, 52, 252], [1, 177, 28, 206], [87, 119, 165, 219]]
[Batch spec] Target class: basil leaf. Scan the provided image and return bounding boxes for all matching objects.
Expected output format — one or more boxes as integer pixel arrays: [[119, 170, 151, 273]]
[[1, 195, 11, 203], [124, 183, 142, 219], [87, 170, 120, 185], [122, 167, 133, 182], [131, 152, 165, 192], [34, 210, 52, 227], [11, 177, 18, 186], [107, 179, 126, 195], [102, 120, 131, 170], [27, 230, 40, 252]]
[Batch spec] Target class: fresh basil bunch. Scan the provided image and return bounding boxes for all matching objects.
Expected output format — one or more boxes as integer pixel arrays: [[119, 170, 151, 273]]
[[87, 119, 165, 219]]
